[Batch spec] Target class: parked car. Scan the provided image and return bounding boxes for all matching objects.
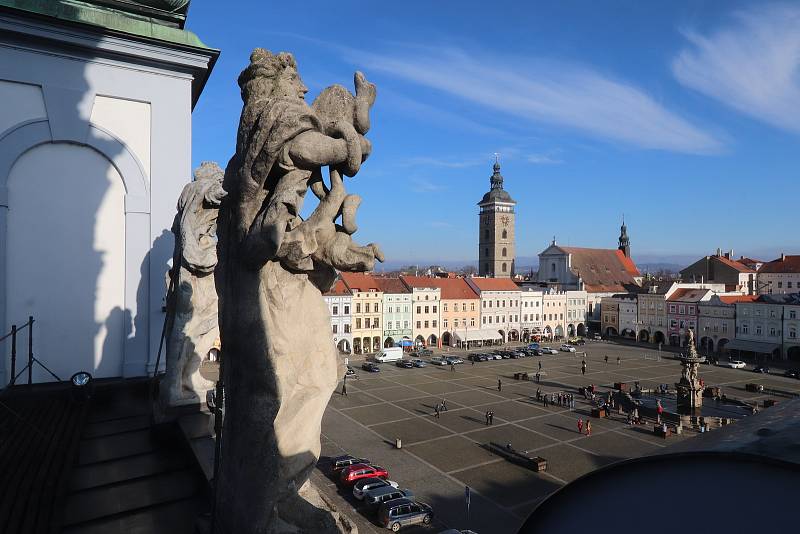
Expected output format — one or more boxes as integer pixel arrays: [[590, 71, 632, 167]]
[[377, 498, 433, 532], [575, 339, 586, 346], [468, 353, 487, 362], [541, 347, 558, 355], [340, 463, 389, 486], [345, 366, 358, 379], [395, 359, 414, 369], [445, 356, 464, 364], [362, 362, 381, 372], [353, 477, 399, 500], [752, 365, 770, 374], [725, 360, 746, 369], [783, 369, 800, 379], [412, 348, 433, 357], [527, 343, 540, 350], [364, 486, 414, 508], [410, 359, 427, 368], [592, 333, 602, 340], [430, 357, 449, 366], [331, 455, 370, 473], [560, 344, 576, 353]]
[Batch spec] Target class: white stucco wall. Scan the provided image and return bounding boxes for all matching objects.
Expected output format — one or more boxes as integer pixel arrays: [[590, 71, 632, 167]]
[[90, 95, 152, 179], [0, 80, 46, 134], [6, 144, 126, 381]]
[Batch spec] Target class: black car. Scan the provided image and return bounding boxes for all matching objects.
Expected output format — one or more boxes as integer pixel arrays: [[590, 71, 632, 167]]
[[331, 454, 370, 473], [783, 369, 800, 379], [753, 365, 770, 374], [468, 354, 487, 362], [575, 339, 586, 346], [395, 359, 414, 369], [362, 362, 380, 372]]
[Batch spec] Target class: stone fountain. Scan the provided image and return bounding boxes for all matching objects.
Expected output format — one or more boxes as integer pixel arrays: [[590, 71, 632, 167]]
[[675, 328, 704, 415]]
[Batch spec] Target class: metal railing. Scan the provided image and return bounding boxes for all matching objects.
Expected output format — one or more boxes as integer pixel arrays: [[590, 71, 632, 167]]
[[1, 316, 60, 387]]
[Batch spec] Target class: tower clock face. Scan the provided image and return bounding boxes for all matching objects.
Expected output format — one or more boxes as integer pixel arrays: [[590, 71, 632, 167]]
[[501, 215, 509, 227]]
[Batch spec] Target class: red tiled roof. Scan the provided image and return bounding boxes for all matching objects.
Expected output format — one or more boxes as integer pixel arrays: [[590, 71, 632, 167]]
[[372, 276, 410, 294], [737, 257, 762, 268], [422, 277, 479, 299], [584, 283, 628, 293], [667, 288, 710, 303], [323, 279, 351, 296], [719, 295, 759, 304], [759, 255, 800, 274], [558, 247, 641, 289], [339, 272, 380, 292], [715, 255, 755, 273], [466, 277, 521, 292]]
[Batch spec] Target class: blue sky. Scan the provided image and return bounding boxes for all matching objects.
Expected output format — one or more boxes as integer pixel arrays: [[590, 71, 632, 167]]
[[188, 1, 800, 266]]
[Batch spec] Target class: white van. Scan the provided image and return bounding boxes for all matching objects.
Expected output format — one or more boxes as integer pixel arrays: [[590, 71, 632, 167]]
[[373, 347, 403, 363]]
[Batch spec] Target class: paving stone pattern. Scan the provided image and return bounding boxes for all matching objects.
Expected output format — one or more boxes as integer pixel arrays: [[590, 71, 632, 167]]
[[317, 341, 800, 533]]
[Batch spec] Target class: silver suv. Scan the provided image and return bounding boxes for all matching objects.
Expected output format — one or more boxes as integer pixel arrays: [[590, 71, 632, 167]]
[[377, 498, 433, 531], [364, 485, 414, 508]]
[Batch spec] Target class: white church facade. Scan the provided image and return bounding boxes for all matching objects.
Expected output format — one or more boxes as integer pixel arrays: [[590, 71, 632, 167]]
[[0, 1, 217, 385]]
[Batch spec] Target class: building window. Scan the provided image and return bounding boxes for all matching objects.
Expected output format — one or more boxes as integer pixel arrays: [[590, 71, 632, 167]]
[[790, 311, 797, 319], [722, 323, 728, 333], [416, 306, 421, 314], [471, 318, 475, 327], [669, 305, 676, 313], [365, 318, 370, 328], [769, 327, 777, 337], [453, 319, 458, 328], [424, 306, 429, 314], [443, 303, 448, 312], [332, 324, 338, 334], [462, 303, 466, 312], [344, 324, 351, 333], [502, 263, 507, 272], [502, 229, 508, 239], [344, 305, 350, 314], [742, 323, 749, 334], [790, 329, 797, 339], [416, 321, 421, 328], [374, 318, 379, 328], [488, 316, 493, 324], [483, 317, 486, 324], [356, 303, 361, 313], [404, 321, 409, 329], [778, 282, 783, 288], [769, 309, 776, 318], [432, 320, 437, 327], [443, 319, 448, 328], [433, 306, 438, 313], [471, 303, 475, 311], [502, 247, 507, 257], [424, 321, 429, 328], [756, 325, 762, 336], [551, 263, 556, 273], [356, 318, 362, 329], [688, 306, 694, 314]]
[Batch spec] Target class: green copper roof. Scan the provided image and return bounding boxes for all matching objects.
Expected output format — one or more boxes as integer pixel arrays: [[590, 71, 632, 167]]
[[0, 0, 213, 49]]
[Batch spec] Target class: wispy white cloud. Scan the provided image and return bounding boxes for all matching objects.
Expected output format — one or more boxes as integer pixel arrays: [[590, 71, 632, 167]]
[[409, 177, 446, 193], [672, 3, 800, 134], [527, 151, 564, 165], [381, 90, 506, 137], [340, 46, 723, 154]]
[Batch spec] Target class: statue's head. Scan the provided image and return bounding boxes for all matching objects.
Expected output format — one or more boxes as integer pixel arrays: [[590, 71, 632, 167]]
[[238, 48, 308, 102], [193, 161, 227, 206]]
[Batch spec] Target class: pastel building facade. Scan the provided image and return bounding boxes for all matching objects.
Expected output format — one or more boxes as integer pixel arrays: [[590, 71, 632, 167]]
[[401, 277, 442, 348], [340, 272, 383, 355], [374, 277, 412, 349], [322, 280, 353, 354], [467, 277, 521, 342]]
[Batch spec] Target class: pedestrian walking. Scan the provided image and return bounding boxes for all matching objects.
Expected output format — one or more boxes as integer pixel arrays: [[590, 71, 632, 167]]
[[488, 410, 494, 425], [441, 398, 448, 411], [656, 399, 664, 424], [616, 356, 621, 365], [604, 355, 608, 364], [577, 418, 584, 434], [535, 371, 540, 383], [341, 376, 348, 396], [543, 395, 549, 408], [536, 387, 541, 400], [581, 364, 586, 376], [485, 410, 490, 426], [586, 420, 592, 436], [538, 360, 542, 371], [434, 405, 440, 419], [451, 363, 456, 373], [498, 379, 502, 392], [472, 359, 475, 366]]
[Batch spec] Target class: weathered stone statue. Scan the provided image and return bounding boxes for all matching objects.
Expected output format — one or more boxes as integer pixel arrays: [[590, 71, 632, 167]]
[[676, 328, 703, 415], [215, 49, 382, 533], [162, 161, 226, 408]]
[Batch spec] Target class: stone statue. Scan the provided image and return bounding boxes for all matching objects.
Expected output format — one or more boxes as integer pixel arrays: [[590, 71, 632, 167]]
[[162, 161, 226, 408], [215, 49, 382, 533], [686, 328, 695, 349]]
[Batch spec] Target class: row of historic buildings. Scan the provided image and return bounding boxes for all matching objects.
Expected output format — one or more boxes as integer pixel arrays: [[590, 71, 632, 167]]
[[323, 273, 589, 355], [600, 284, 800, 361]]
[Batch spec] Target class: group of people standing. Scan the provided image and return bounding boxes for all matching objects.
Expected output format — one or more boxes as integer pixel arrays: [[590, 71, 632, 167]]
[[576, 417, 592, 436], [535, 389, 575, 409]]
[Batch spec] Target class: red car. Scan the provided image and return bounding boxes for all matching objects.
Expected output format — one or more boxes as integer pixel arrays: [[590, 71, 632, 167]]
[[339, 463, 389, 486]]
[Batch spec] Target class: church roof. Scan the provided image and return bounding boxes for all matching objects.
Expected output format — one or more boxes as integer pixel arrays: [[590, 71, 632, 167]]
[[558, 247, 641, 290], [477, 160, 515, 205]]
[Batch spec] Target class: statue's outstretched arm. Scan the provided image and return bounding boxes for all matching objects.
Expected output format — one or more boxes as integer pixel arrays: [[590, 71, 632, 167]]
[[288, 131, 371, 173]]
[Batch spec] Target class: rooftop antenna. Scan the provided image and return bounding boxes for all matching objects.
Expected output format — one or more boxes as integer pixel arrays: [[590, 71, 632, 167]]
[[493, 152, 500, 164]]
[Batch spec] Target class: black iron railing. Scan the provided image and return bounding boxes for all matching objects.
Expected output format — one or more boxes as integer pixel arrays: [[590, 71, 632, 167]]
[[1, 316, 60, 387]]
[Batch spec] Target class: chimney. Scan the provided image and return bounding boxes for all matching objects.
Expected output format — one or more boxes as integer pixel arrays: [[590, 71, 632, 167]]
[[716, 247, 721, 257], [730, 249, 734, 258], [724, 251, 730, 260], [782, 252, 786, 261]]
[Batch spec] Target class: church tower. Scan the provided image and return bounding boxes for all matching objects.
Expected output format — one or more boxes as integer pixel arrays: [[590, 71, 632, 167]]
[[618, 216, 631, 258], [478, 158, 516, 277]]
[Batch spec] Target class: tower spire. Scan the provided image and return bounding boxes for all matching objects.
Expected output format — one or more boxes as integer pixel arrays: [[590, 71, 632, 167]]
[[618, 215, 630, 258]]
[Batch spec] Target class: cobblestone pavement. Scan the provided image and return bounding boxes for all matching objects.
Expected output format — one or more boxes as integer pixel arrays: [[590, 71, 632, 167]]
[[317, 341, 800, 533]]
